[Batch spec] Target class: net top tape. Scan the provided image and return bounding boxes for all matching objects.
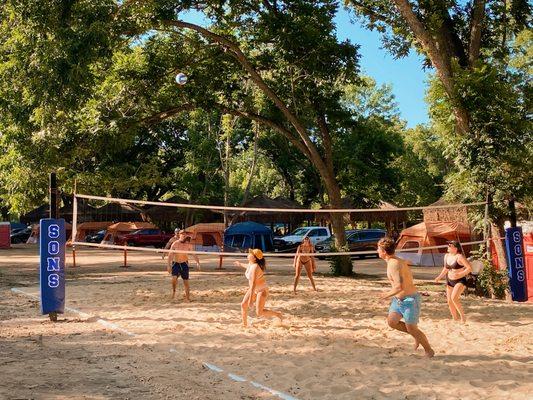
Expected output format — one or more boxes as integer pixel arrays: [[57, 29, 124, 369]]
[[75, 194, 486, 214], [71, 240, 486, 257]]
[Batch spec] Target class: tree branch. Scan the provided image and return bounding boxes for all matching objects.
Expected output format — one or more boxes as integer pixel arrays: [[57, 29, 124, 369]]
[[140, 102, 313, 159], [160, 19, 326, 173], [140, 104, 196, 125], [391, 0, 469, 134], [468, 0, 486, 66]]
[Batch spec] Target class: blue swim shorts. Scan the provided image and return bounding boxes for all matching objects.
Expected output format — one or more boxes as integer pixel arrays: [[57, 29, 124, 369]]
[[171, 262, 189, 280], [389, 293, 421, 325]]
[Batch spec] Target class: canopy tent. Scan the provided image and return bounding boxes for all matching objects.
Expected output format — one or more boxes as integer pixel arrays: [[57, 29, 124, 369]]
[[224, 222, 274, 252], [102, 222, 158, 244], [69, 221, 113, 243], [27, 222, 73, 244], [396, 221, 473, 266]]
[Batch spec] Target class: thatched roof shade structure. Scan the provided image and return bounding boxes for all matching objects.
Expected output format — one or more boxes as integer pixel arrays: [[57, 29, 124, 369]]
[[350, 201, 408, 227], [144, 196, 188, 226], [316, 199, 408, 231], [423, 197, 468, 223], [144, 196, 221, 231], [223, 195, 311, 233], [20, 205, 49, 224], [59, 199, 96, 223], [232, 195, 310, 224], [93, 202, 145, 222]]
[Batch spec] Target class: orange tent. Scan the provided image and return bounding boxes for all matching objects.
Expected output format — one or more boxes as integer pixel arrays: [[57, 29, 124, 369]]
[[102, 222, 158, 245], [70, 221, 113, 243], [26, 222, 73, 244], [184, 223, 225, 249], [396, 221, 473, 266]]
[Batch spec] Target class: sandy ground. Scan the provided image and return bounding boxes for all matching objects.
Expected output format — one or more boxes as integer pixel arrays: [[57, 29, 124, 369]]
[[1, 244, 532, 400]]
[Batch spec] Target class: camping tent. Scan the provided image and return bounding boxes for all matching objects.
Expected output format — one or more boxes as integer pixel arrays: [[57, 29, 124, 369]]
[[183, 223, 225, 251], [26, 222, 73, 244], [224, 222, 274, 252], [69, 221, 113, 243], [102, 222, 158, 245], [396, 221, 473, 266]]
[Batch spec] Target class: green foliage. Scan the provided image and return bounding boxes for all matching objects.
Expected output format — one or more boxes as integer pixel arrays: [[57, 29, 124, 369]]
[[476, 258, 509, 299], [427, 58, 532, 218]]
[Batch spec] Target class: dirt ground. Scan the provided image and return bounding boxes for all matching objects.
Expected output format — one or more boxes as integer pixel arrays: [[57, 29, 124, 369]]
[[1, 244, 532, 400]]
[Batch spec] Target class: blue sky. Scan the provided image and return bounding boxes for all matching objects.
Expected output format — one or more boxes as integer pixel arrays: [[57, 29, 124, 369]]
[[181, 7, 430, 127], [335, 9, 430, 127]]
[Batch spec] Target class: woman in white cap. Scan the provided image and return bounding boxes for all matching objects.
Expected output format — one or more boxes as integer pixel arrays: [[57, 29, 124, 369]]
[[234, 249, 282, 327]]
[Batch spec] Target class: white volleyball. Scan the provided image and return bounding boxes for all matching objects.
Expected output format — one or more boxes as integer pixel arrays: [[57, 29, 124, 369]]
[[175, 73, 188, 85]]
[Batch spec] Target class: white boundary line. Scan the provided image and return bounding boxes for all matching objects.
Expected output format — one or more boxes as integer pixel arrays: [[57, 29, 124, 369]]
[[75, 193, 486, 213], [70, 240, 486, 258], [10, 287, 300, 400]]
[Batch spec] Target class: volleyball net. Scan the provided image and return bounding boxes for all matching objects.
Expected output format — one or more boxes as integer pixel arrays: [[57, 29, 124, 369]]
[[69, 193, 488, 259]]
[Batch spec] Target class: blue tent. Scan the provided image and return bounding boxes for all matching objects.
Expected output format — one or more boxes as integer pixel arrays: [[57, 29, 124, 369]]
[[224, 222, 274, 252]]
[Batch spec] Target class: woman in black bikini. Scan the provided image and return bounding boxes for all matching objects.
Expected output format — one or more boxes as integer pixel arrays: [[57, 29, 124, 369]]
[[292, 237, 318, 293], [434, 241, 472, 323]]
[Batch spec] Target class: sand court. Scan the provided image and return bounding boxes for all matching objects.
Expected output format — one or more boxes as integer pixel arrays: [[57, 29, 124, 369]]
[[1, 246, 532, 399]]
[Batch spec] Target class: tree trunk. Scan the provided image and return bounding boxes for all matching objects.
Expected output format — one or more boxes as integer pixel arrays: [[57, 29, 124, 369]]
[[323, 174, 352, 276], [490, 222, 507, 270]]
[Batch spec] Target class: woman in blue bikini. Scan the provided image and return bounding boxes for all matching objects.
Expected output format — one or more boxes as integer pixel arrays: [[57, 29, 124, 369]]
[[435, 241, 472, 323]]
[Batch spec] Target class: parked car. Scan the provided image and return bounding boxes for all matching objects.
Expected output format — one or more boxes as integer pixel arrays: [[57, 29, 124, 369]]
[[116, 229, 174, 248], [274, 226, 331, 252], [85, 230, 106, 243], [315, 229, 387, 259], [10, 227, 32, 244]]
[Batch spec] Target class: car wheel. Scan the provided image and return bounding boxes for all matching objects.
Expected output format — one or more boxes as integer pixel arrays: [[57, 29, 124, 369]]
[[318, 256, 326, 261], [127, 241, 136, 247]]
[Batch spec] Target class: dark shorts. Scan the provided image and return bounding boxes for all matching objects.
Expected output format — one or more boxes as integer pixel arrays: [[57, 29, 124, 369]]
[[172, 262, 189, 280], [446, 276, 467, 287]]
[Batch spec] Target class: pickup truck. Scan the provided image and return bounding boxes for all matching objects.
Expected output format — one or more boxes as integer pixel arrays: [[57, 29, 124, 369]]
[[116, 229, 174, 248], [274, 226, 331, 252]]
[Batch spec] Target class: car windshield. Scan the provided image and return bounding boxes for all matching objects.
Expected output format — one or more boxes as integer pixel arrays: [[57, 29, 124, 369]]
[[97, 230, 106, 235], [290, 228, 310, 236]]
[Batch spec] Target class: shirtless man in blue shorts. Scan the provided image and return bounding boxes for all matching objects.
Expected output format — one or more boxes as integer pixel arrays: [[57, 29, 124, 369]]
[[378, 237, 434, 357], [167, 230, 193, 301]]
